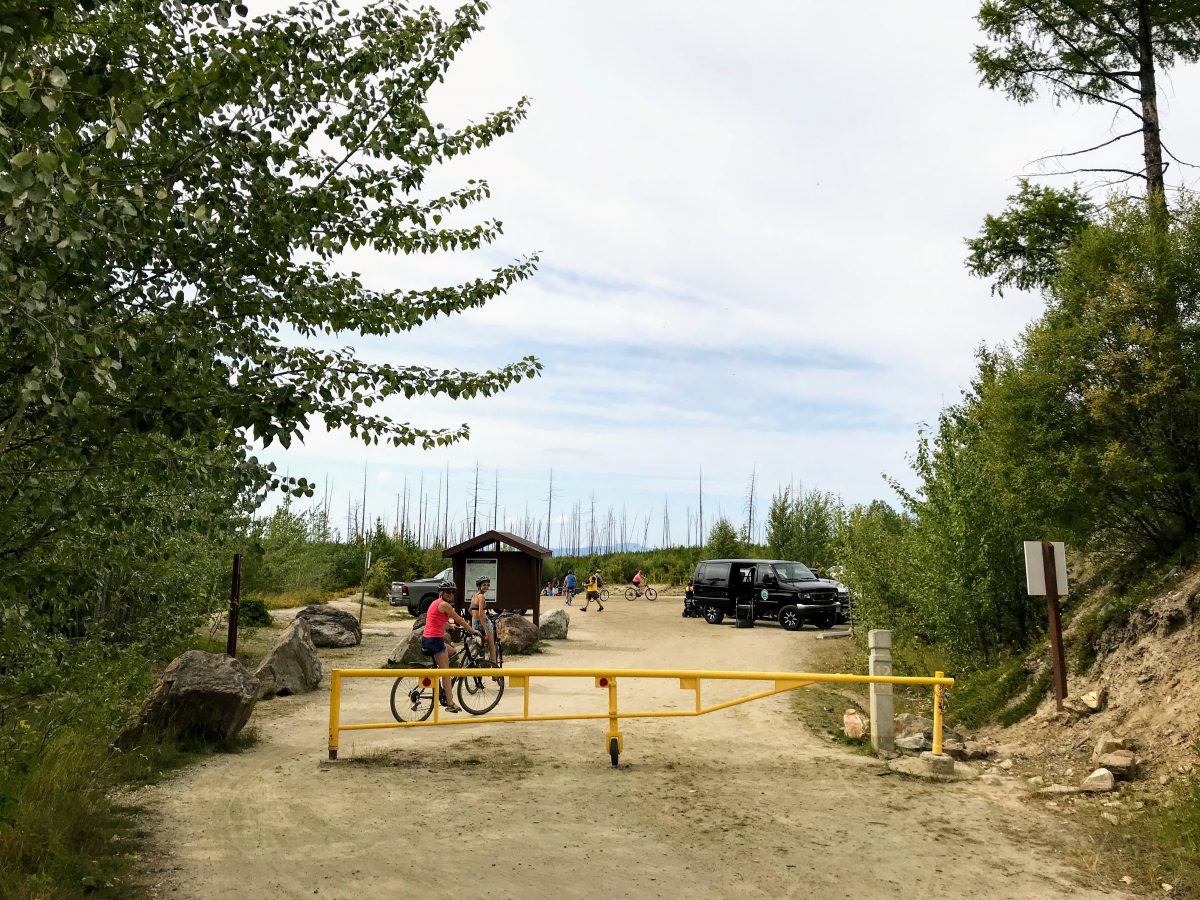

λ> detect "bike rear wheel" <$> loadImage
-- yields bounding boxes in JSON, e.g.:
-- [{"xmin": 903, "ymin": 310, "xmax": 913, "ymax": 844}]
[
  {"xmin": 390, "ymin": 675, "xmax": 434, "ymax": 722},
  {"xmin": 457, "ymin": 660, "xmax": 505, "ymax": 715},
  {"xmin": 624, "ymin": 587, "xmax": 637, "ymax": 601},
  {"xmin": 600, "ymin": 588, "xmax": 609, "ymax": 602},
  {"xmin": 645, "ymin": 587, "xmax": 657, "ymax": 601}
]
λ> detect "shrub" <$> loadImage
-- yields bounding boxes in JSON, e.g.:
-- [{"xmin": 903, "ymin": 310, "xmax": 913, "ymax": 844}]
[{"xmin": 237, "ymin": 596, "xmax": 273, "ymax": 628}]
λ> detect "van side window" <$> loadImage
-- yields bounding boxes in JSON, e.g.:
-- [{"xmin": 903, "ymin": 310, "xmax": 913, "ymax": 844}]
[
  {"xmin": 693, "ymin": 564, "xmax": 707, "ymax": 583},
  {"xmin": 704, "ymin": 563, "xmax": 730, "ymax": 587}
]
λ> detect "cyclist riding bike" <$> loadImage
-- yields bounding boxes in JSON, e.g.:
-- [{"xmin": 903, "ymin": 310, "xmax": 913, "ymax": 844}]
[{"xmin": 632, "ymin": 569, "xmax": 645, "ymax": 597}]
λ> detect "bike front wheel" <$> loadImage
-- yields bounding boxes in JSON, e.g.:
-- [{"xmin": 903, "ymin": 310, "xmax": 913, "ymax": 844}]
[
  {"xmin": 600, "ymin": 588, "xmax": 609, "ymax": 601},
  {"xmin": 457, "ymin": 662, "xmax": 505, "ymax": 715},
  {"xmin": 645, "ymin": 587, "xmax": 657, "ymax": 601},
  {"xmin": 390, "ymin": 675, "xmax": 434, "ymax": 722}
]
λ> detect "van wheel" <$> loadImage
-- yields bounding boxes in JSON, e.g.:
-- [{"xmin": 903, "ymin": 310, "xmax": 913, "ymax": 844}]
[
  {"xmin": 704, "ymin": 606, "xmax": 725, "ymax": 625},
  {"xmin": 779, "ymin": 606, "xmax": 802, "ymax": 631},
  {"xmin": 816, "ymin": 612, "xmax": 836, "ymax": 630}
]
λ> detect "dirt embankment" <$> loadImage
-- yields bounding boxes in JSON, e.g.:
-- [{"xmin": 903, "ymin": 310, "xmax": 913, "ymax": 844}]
[
  {"xmin": 984, "ymin": 568, "xmax": 1200, "ymax": 784},
  {"xmin": 138, "ymin": 595, "xmax": 1128, "ymax": 899}
]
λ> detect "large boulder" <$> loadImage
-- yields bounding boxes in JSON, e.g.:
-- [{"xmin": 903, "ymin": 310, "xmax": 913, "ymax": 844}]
[
  {"xmin": 539, "ymin": 609, "xmax": 570, "ymax": 640},
  {"xmin": 295, "ymin": 605, "xmax": 361, "ymax": 648},
  {"xmin": 119, "ymin": 651, "xmax": 258, "ymax": 746},
  {"xmin": 387, "ymin": 630, "xmax": 432, "ymax": 669},
  {"xmin": 496, "ymin": 615, "xmax": 539, "ymax": 654},
  {"xmin": 254, "ymin": 619, "xmax": 323, "ymax": 699}
]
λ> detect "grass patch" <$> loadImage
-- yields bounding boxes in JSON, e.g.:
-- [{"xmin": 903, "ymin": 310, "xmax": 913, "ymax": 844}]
[
  {"xmin": 0, "ymin": 725, "xmax": 258, "ymax": 900},
  {"xmin": 245, "ymin": 587, "xmax": 346, "ymax": 610},
  {"xmin": 1075, "ymin": 750, "xmax": 1200, "ymax": 895}
]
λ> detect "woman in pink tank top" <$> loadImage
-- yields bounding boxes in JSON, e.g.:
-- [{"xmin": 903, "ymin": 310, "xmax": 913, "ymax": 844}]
[{"xmin": 420, "ymin": 580, "xmax": 475, "ymax": 712}]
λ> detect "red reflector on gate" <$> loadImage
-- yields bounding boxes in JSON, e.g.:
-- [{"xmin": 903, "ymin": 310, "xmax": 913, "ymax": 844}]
[
  {"xmin": 422, "ymin": 677, "xmax": 432, "ymax": 687},
  {"xmin": 599, "ymin": 677, "xmax": 609, "ymax": 687}
]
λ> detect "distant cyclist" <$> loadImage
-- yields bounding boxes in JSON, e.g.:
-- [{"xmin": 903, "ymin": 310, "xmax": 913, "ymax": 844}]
[
  {"xmin": 564, "ymin": 570, "xmax": 577, "ymax": 605},
  {"xmin": 632, "ymin": 569, "xmax": 645, "ymax": 597}
]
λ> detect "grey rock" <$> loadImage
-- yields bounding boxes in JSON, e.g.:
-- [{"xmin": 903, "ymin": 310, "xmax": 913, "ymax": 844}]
[
  {"xmin": 895, "ymin": 733, "xmax": 932, "ymax": 752},
  {"xmin": 254, "ymin": 619, "xmax": 322, "ymax": 699},
  {"xmin": 411, "ymin": 614, "xmax": 426, "ymax": 632},
  {"xmin": 119, "ymin": 651, "xmax": 257, "ymax": 747},
  {"xmin": 1092, "ymin": 732, "xmax": 1132, "ymax": 761},
  {"xmin": 539, "ymin": 609, "xmax": 570, "ymax": 640},
  {"xmin": 1081, "ymin": 768, "xmax": 1117, "ymax": 793},
  {"xmin": 893, "ymin": 712, "xmax": 964, "ymax": 745},
  {"xmin": 1096, "ymin": 750, "xmax": 1137, "ymax": 778},
  {"xmin": 942, "ymin": 740, "xmax": 968, "ymax": 761},
  {"xmin": 387, "ymin": 630, "xmax": 432, "ymax": 669},
  {"xmin": 962, "ymin": 740, "xmax": 993, "ymax": 760},
  {"xmin": 496, "ymin": 614, "xmax": 539, "ymax": 654},
  {"xmin": 295, "ymin": 605, "xmax": 362, "ymax": 648}
]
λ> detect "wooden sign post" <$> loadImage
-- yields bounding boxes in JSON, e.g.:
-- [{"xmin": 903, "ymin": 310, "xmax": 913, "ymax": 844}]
[
  {"xmin": 226, "ymin": 552, "xmax": 242, "ymax": 658},
  {"xmin": 1023, "ymin": 540, "xmax": 1068, "ymax": 711}
]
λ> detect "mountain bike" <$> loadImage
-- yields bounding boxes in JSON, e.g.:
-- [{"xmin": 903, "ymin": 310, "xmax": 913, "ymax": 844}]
[
  {"xmin": 389, "ymin": 631, "xmax": 504, "ymax": 721},
  {"xmin": 624, "ymin": 585, "xmax": 657, "ymax": 601}
]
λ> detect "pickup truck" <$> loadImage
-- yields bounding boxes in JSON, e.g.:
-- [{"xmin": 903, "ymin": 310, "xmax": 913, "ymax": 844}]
[{"xmin": 389, "ymin": 567, "xmax": 453, "ymax": 616}]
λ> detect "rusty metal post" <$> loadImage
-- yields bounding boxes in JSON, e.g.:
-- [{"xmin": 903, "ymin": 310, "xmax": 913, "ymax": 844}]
[
  {"xmin": 1042, "ymin": 541, "xmax": 1068, "ymax": 710},
  {"xmin": 226, "ymin": 553, "xmax": 242, "ymax": 658}
]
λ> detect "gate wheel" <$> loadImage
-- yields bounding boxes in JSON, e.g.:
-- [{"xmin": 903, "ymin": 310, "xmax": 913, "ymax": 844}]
[{"xmin": 609, "ymin": 736, "xmax": 620, "ymax": 767}]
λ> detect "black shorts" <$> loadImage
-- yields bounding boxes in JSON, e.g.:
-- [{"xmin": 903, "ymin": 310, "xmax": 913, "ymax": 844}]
[{"xmin": 420, "ymin": 636, "xmax": 447, "ymax": 656}]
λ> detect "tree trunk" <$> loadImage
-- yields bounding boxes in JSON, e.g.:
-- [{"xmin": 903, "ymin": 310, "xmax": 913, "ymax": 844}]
[{"xmin": 1136, "ymin": 0, "xmax": 1167, "ymax": 212}]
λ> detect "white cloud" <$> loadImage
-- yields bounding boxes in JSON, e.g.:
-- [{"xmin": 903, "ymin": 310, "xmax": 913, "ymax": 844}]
[{"xmin": 258, "ymin": 0, "xmax": 1200, "ymax": 543}]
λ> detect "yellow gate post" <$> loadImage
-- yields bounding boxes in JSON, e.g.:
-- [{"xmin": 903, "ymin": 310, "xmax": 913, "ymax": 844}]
[
  {"xmin": 328, "ymin": 671, "xmax": 342, "ymax": 760},
  {"xmin": 597, "ymin": 676, "xmax": 623, "ymax": 766},
  {"xmin": 932, "ymin": 670, "xmax": 945, "ymax": 756}
]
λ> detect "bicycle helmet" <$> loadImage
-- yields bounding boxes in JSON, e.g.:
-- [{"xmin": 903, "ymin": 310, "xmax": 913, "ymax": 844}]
[
  {"xmin": 475, "ymin": 576, "xmax": 491, "ymax": 588},
  {"xmin": 438, "ymin": 580, "xmax": 456, "ymax": 593}
]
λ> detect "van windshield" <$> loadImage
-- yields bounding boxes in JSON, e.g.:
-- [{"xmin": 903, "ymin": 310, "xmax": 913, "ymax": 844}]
[{"xmin": 773, "ymin": 562, "xmax": 817, "ymax": 582}]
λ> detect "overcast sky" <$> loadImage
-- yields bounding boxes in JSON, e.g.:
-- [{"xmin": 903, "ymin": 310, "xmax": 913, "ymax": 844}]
[{"xmin": 260, "ymin": 1, "xmax": 1200, "ymax": 548}]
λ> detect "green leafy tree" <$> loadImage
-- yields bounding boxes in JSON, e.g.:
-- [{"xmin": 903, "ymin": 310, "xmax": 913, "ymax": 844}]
[
  {"xmin": 966, "ymin": 180, "xmax": 1095, "ymax": 295},
  {"xmin": 1, "ymin": 0, "xmax": 539, "ymax": 573},
  {"xmin": 974, "ymin": 0, "xmax": 1200, "ymax": 208},
  {"xmin": 705, "ymin": 517, "xmax": 743, "ymax": 559},
  {"xmin": 765, "ymin": 486, "xmax": 838, "ymax": 567}
]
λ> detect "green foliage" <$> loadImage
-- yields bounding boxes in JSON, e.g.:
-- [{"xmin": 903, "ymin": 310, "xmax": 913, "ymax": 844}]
[
  {"xmin": 0, "ymin": 1, "xmax": 537, "ymax": 891},
  {"xmin": 365, "ymin": 558, "xmax": 393, "ymax": 600},
  {"xmin": 965, "ymin": 180, "xmax": 1094, "ymax": 295},
  {"xmin": 765, "ymin": 486, "xmax": 839, "ymax": 567},
  {"xmin": 705, "ymin": 517, "xmax": 743, "ymax": 559},
  {"xmin": 237, "ymin": 596, "xmax": 272, "ymax": 628}
]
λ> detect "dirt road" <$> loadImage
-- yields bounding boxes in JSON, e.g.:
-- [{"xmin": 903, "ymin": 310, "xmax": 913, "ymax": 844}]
[{"xmin": 140, "ymin": 597, "xmax": 1124, "ymax": 899}]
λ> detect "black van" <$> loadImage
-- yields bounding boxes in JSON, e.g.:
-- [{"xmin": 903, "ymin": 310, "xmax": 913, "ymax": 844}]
[{"xmin": 685, "ymin": 559, "xmax": 840, "ymax": 630}]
